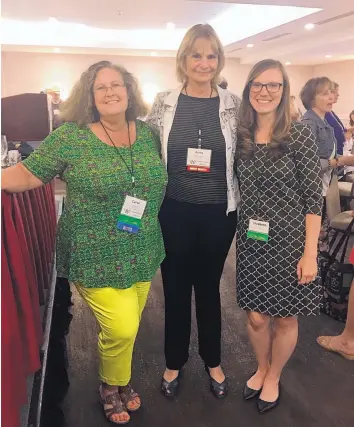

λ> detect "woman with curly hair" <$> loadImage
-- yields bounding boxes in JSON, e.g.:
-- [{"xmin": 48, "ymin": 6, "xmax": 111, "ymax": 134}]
[{"xmin": 1, "ymin": 60, "xmax": 167, "ymax": 424}]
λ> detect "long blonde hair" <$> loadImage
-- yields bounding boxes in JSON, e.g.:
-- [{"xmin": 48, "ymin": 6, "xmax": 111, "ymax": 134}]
[
  {"xmin": 60, "ymin": 61, "xmax": 147, "ymax": 126},
  {"xmin": 237, "ymin": 59, "xmax": 291, "ymax": 159},
  {"xmin": 176, "ymin": 24, "xmax": 225, "ymax": 86}
]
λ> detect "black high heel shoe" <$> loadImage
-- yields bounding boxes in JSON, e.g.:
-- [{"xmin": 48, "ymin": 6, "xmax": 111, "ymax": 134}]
[
  {"xmin": 204, "ymin": 365, "xmax": 228, "ymax": 399},
  {"xmin": 243, "ymin": 372, "xmax": 262, "ymax": 401},
  {"xmin": 161, "ymin": 370, "xmax": 181, "ymax": 398},
  {"xmin": 257, "ymin": 383, "xmax": 281, "ymax": 414}
]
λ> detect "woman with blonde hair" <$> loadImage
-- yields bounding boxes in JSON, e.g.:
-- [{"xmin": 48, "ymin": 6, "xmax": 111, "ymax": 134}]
[
  {"xmin": 236, "ymin": 59, "xmax": 323, "ymax": 413},
  {"xmin": 2, "ymin": 60, "xmax": 167, "ymax": 424},
  {"xmin": 147, "ymin": 24, "xmax": 240, "ymax": 399}
]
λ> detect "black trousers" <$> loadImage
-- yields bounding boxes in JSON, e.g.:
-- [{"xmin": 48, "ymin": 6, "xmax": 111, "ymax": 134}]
[{"xmin": 159, "ymin": 198, "xmax": 237, "ymax": 370}]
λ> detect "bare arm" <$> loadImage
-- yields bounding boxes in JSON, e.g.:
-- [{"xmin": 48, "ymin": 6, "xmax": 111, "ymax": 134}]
[
  {"xmin": 297, "ymin": 213, "xmax": 321, "ymax": 285},
  {"xmin": 338, "ymin": 155, "xmax": 354, "ymax": 167},
  {"xmin": 1, "ymin": 163, "xmax": 44, "ymax": 193},
  {"xmin": 304, "ymin": 214, "xmax": 322, "ymax": 257},
  {"xmin": 2, "ymin": 124, "xmax": 70, "ymax": 192}
]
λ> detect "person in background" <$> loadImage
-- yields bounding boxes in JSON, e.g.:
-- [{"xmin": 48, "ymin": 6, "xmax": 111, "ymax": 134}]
[
  {"xmin": 350, "ymin": 110, "xmax": 354, "ymax": 128},
  {"xmin": 46, "ymin": 84, "xmax": 64, "ymax": 129},
  {"xmin": 300, "ymin": 77, "xmax": 336, "ymax": 200},
  {"xmin": 147, "ymin": 24, "xmax": 240, "ymax": 399},
  {"xmin": 325, "ymin": 82, "xmax": 346, "ymax": 155},
  {"xmin": 218, "ymin": 77, "xmax": 228, "ymax": 90},
  {"xmin": 348, "ymin": 110, "xmax": 354, "ymax": 145},
  {"xmin": 236, "ymin": 59, "xmax": 322, "ymax": 414},
  {"xmin": 2, "ymin": 61, "xmax": 167, "ymax": 425},
  {"xmin": 317, "ymin": 241, "xmax": 354, "ymax": 360}
]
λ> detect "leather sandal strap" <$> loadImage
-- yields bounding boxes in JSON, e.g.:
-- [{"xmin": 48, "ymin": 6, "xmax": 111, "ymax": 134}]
[
  {"xmin": 119, "ymin": 384, "xmax": 140, "ymax": 407},
  {"xmin": 100, "ymin": 387, "xmax": 129, "ymax": 423}
]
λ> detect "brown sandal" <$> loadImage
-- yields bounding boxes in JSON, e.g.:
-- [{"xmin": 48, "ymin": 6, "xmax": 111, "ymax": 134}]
[
  {"xmin": 317, "ymin": 336, "xmax": 354, "ymax": 360},
  {"xmin": 119, "ymin": 384, "xmax": 141, "ymax": 412},
  {"xmin": 99, "ymin": 385, "xmax": 130, "ymax": 424}
]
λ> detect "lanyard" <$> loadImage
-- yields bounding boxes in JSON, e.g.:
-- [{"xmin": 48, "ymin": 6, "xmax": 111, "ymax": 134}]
[
  {"xmin": 184, "ymin": 86, "xmax": 213, "ymax": 149},
  {"xmin": 100, "ymin": 120, "xmax": 136, "ymax": 196}
]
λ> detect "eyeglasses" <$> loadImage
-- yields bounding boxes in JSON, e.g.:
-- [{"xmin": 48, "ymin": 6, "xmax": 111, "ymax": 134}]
[
  {"xmin": 249, "ymin": 82, "xmax": 283, "ymax": 93},
  {"xmin": 94, "ymin": 83, "xmax": 126, "ymax": 94}
]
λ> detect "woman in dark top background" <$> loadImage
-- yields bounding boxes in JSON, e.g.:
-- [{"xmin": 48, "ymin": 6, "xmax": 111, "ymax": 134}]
[
  {"xmin": 301, "ymin": 77, "xmax": 337, "ymax": 199},
  {"xmin": 147, "ymin": 24, "xmax": 240, "ymax": 399}
]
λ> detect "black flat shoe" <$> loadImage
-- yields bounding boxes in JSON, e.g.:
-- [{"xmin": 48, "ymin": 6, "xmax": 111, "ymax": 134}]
[
  {"xmin": 243, "ymin": 371, "xmax": 262, "ymax": 400},
  {"xmin": 257, "ymin": 384, "xmax": 281, "ymax": 414},
  {"xmin": 161, "ymin": 371, "xmax": 181, "ymax": 398},
  {"xmin": 204, "ymin": 365, "xmax": 228, "ymax": 399},
  {"xmin": 243, "ymin": 383, "xmax": 262, "ymax": 401}
]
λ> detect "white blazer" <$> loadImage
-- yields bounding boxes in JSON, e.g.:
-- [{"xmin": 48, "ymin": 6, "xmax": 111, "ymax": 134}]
[{"xmin": 146, "ymin": 85, "xmax": 241, "ymax": 214}]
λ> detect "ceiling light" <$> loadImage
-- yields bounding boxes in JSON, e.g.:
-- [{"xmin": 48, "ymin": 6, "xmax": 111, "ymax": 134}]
[
  {"xmin": 304, "ymin": 23, "xmax": 315, "ymax": 30},
  {"xmin": 209, "ymin": 5, "xmax": 321, "ymax": 45},
  {"xmin": 150, "ymin": 51, "xmax": 158, "ymax": 57},
  {"xmin": 166, "ymin": 22, "xmax": 175, "ymax": 31},
  {"xmin": 117, "ymin": 10, "xmax": 124, "ymax": 16},
  {"xmin": 285, "ymin": 61, "xmax": 291, "ymax": 65},
  {"xmin": 247, "ymin": 43, "xmax": 254, "ymax": 48},
  {"xmin": 48, "ymin": 17, "xmax": 58, "ymax": 24},
  {"xmin": 325, "ymin": 54, "xmax": 332, "ymax": 58},
  {"xmin": 53, "ymin": 47, "xmax": 61, "ymax": 53}
]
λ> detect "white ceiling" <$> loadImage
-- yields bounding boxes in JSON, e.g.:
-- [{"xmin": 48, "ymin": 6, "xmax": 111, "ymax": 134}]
[{"xmin": 1, "ymin": 0, "xmax": 354, "ymax": 65}]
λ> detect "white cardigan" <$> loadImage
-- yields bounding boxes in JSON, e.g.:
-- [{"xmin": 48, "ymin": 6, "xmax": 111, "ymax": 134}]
[{"xmin": 146, "ymin": 85, "xmax": 241, "ymax": 214}]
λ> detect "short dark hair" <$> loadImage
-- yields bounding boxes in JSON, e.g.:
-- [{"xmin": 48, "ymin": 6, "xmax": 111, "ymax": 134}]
[{"xmin": 300, "ymin": 77, "xmax": 333, "ymax": 110}]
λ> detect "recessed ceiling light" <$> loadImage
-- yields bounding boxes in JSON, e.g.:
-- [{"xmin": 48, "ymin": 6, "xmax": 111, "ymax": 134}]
[
  {"xmin": 166, "ymin": 22, "xmax": 176, "ymax": 31},
  {"xmin": 247, "ymin": 43, "xmax": 254, "ymax": 48},
  {"xmin": 304, "ymin": 23, "xmax": 315, "ymax": 30},
  {"xmin": 150, "ymin": 51, "xmax": 158, "ymax": 57},
  {"xmin": 285, "ymin": 61, "xmax": 291, "ymax": 65},
  {"xmin": 53, "ymin": 48, "xmax": 61, "ymax": 53},
  {"xmin": 325, "ymin": 54, "xmax": 332, "ymax": 58},
  {"xmin": 117, "ymin": 10, "xmax": 124, "ymax": 16}
]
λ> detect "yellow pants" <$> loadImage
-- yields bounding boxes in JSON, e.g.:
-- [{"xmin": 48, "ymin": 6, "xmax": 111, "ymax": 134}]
[{"xmin": 75, "ymin": 282, "xmax": 150, "ymax": 386}]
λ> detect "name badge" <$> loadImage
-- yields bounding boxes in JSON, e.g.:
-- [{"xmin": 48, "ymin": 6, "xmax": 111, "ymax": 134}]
[
  {"xmin": 117, "ymin": 196, "xmax": 147, "ymax": 234},
  {"xmin": 247, "ymin": 219, "xmax": 269, "ymax": 242},
  {"xmin": 186, "ymin": 148, "xmax": 212, "ymax": 172}
]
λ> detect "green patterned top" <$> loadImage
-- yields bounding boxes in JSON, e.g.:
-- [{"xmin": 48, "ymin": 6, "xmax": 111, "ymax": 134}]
[{"xmin": 23, "ymin": 120, "xmax": 168, "ymax": 289}]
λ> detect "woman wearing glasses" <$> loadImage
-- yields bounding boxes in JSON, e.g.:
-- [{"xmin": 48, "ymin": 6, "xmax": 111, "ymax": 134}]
[
  {"xmin": 2, "ymin": 61, "xmax": 167, "ymax": 425},
  {"xmin": 236, "ymin": 59, "xmax": 323, "ymax": 413}
]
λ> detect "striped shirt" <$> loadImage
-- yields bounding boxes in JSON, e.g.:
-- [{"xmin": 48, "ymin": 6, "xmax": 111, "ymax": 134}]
[{"xmin": 166, "ymin": 93, "xmax": 227, "ymax": 204}]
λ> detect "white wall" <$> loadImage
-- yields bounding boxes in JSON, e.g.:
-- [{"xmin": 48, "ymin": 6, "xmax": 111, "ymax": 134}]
[
  {"xmin": 312, "ymin": 60, "xmax": 354, "ymax": 125},
  {"xmin": 1, "ymin": 51, "xmax": 313, "ymax": 105}
]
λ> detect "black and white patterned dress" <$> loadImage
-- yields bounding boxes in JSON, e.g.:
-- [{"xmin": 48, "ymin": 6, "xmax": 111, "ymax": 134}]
[{"xmin": 236, "ymin": 123, "xmax": 323, "ymax": 317}]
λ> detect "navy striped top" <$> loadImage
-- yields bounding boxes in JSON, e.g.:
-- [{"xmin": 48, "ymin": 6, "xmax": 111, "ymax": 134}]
[{"xmin": 166, "ymin": 93, "xmax": 227, "ymax": 204}]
